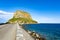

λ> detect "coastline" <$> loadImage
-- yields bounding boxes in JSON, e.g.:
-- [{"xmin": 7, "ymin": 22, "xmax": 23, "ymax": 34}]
[
  {"xmin": 26, "ymin": 30, "xmax": 45, "ymax": 40},
  {"xmin": 17, "ymin": 24, "xmax": 35, "ymax": 40},
  {"xmin": 21, "ymin": 24, "xmax": 45, "ymax": 40}
]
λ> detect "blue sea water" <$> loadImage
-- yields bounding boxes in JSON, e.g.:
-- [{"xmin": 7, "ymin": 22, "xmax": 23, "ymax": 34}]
[{"xmin": 22, "ymin": 24, "xmax": 60, "ymax": 40}]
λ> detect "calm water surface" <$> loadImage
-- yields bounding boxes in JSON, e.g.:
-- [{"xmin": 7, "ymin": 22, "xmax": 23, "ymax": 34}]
[{"xmin": 22, "ymin": 24, "xmax": 60, "ymax": 40}]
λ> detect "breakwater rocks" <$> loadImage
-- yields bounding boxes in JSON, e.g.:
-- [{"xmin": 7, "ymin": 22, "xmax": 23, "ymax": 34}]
[{"xmin": 26, "ymin": 30, "xmax": 45, "ymax": 40}]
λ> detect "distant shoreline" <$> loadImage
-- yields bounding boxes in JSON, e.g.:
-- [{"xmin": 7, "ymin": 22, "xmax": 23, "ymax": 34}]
[
  {"xmin": 22, "ymin": 23, "xmax": 60, "ymax": 25},
  {"xmin": 0, "ymin": 23, "xmax": 6, "ymax": 25}
]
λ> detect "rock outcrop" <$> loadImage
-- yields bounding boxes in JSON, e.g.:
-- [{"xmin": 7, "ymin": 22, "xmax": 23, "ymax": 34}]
[
  {"xmin": 14, "ymin": 10, "xmax": 32, "ymax": 19},
  {"xmin": 27, "ymin": 30, "xmax": 45, "ymax": 40},
  {"xmin": 7, "ymin": 10, "xmax": 37, "ymax": 24}
]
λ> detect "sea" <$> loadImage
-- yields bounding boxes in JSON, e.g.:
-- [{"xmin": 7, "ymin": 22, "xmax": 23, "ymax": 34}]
[{"xmin": 22, "ymin": 23, "xmax": 60, "ymax": 40}]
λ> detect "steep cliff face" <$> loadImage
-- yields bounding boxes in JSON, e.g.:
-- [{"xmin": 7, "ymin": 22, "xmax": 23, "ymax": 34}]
[{"xmin": 7, "ymin": 10, "xmax": 37, "ymax": 24}]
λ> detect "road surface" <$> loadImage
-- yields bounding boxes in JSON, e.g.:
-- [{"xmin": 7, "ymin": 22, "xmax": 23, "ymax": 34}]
[
  {"xmin": 0, "ymin": 24, "xmax": 34, "ymax": 40},
  {"xmin": 0, "ymin": 24, "xmax": 16, "ymax": 40}
]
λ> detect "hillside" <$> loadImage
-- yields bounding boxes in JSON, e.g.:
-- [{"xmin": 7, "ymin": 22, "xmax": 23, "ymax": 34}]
[{"xmin": 7, "ymin": 10, "xmax": 37, "ymax": 24}]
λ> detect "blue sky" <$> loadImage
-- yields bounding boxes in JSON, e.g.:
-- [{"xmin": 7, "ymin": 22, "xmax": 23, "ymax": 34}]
[{"xmin": 0, "ymin": 0, "xmax": 60, "ymax": 23}]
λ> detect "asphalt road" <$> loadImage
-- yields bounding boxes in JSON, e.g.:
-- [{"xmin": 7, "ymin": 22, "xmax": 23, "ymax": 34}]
[
  {"xmin": 0, "ymin": 24, "xmax": 16, "ymax": 40},
  {"xmin": 0, "ymin": 24, "xmax": 34, "ymax": 40}
]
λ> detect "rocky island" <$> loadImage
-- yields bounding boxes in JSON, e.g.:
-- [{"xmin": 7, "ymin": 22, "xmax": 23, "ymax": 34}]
[{"xmin": 7, "ymin": 10, "xmax": 37, "ymax": 24}]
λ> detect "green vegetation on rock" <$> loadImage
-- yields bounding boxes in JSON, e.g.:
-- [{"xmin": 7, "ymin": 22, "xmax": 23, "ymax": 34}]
[{"xmin": 7, "ymin": 10, "xmax": 37, "ymax": 24}]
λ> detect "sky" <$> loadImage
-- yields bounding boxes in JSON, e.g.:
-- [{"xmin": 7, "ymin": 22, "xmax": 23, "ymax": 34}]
[{"xmin": 0, "ymin": 0, "xmax": 60, "ymax": 23}]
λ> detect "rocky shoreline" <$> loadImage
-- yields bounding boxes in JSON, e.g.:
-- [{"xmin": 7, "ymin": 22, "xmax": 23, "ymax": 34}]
[
  {"xmin": 21, "ymin": 24, "xmax": 46, "ymax": 40},
  {"xmin": 26, "ymin": 30, "xmax": 45, "ymax": 40}
]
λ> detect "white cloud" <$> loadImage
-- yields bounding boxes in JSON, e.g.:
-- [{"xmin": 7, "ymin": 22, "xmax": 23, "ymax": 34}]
[
  {"xmin": 0, "ymin": 10, "xmax": 13, "ymax": 15},
  {"xmin": 0, "ymin": 10, "xmax": 14, "ymax": 23},
  {"xmin": 39, "ymin": 16, "xmax": 60, "ymax": 23},
  {"xmin": 33, "ymin": 15, "xmax": 60, "ymax": 23}
]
